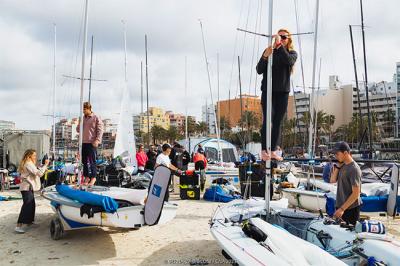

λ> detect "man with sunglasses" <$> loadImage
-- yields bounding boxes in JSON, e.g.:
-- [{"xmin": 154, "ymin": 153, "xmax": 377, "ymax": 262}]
[{"xmin": 257, "ymin": 29, "xmax": 297, "ymax": 161}]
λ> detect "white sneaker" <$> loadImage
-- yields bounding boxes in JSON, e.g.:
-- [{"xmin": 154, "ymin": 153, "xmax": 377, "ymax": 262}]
[{"xmin": 14, "ymin": 227, "xmax": 25, "ymax": 234}]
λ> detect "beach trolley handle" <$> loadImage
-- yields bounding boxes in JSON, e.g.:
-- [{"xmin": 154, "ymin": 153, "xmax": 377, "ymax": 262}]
[{"xmin": 144, "ymin": 165, "xmax": 172, "ymax": 226}]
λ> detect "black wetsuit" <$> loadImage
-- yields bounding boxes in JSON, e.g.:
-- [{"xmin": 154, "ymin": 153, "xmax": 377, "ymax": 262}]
[{"xmin": 256, "ymin": 45, "xmax": 297, "ymax": 151}]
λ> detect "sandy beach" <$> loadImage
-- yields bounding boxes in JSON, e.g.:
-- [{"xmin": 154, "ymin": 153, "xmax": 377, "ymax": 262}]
[
  {"xmin": 1, "ymin": 188, "xmax": 400, "ymax": 266},
  {"xmin": 0, "ymin": 190, "xmax": 228, "ymax": 266}
]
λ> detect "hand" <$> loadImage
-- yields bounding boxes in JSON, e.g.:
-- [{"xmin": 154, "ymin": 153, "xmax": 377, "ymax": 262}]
[
  {"xmin": 262, "ymin": 46, "xmax": 273, "ymax": 58},
  {"xmin": 92, "ymin": 140, "xmax": 100, "ymax": 148},
  {"xmin": 273, "ymin": 34, "xmax": 281, "ymax": 48},
  {"xmin": 44, "ymin": 159, "xmax": 50, "ymax": 166},
  {"xmin": 333, "ymin": 208, "xmax": 344, "ymax": 219}
]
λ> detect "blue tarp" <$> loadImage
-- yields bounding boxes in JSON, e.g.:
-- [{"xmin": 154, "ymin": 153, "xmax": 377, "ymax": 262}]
[
  {"xmin": 203, "ymin": 185, "xmax": 241, "ymax": 203},
  {"xmin": 326, "ymin": 194, "xmax": 400, "ymax": 214},
  {"xmin": 56, "ymin": 184, "xmax": 118, "ymax": 213}
]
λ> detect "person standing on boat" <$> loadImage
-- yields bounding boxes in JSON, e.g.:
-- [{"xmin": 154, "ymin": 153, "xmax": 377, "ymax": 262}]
[
  {"xmin": 330, "ymin": 141, "xmax": 362, "ymax": 225},
  {"xmin": 136, "ymin": 144, "xmax": 148, "ymax": 173},
  {"xmin": 15, "ymin": 149, "xmax": 49, "ymax": 233},
  {"xmin": 76, "ymin": 102, "xmax": 104, "ymax": 186},
  {"xmin": 256, "ymin": 29, "xmax": 297, "ymax": 161}
]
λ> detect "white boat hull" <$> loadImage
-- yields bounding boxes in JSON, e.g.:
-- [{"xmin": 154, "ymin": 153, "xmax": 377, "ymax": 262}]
[{"xmin": 281, "ymin": 188, "xmax": 327, "ymax": 212}]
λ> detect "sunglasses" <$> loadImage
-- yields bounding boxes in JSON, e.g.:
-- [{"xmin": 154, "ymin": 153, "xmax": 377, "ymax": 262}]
[{"xmin": 280, "ymin": 35, "xmax": 289, "ymax": 40}]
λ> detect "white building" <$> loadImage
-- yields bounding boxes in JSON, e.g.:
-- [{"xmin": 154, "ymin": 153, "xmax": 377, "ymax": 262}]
[
  {"xmin": 201, "ymin": 104, "xmax": 216, "ymax": 135},
  {"xmin": 0, "ymin": 120, "xmax": 15, "ymax": 131}
]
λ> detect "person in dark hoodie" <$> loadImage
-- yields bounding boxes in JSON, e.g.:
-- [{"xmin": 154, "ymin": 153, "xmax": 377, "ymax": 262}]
[{"xmin": 256, "ymin": 28, "xmax": 297, "ymax": 161}]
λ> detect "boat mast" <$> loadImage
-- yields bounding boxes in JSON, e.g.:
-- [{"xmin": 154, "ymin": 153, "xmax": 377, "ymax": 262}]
[
  {"xmin": 238, "ymin": 56, "xmax": 245, "ymax": 147},
  {"xmin": 199, "ymin": 20, "xmax": 222, "ymax": 162},
  {"xmin": 88, "ymin": 35, "xmax": 94, "ymax": 102},
  {"xmin": 360, "ymin": 0, "xmax": 373, "ymax": 158},
  {"xmin": 185, "ymin": 56, "xmax": 189, "ymax": 151},
  {"xmin": 78, "ymin": 0, "xmax": 89, "ymax": 185},
  {"xmin": 307, "ymin": 0, "xmax": 320, "ymax": 158},
  {"xmin": 145, "ymin": 35, "xmax": 150, "ymax": 146},
  {"xmin": 349, "ymin": 25, "xmax": 363, "ymax": 147},
  {"xmin": 52, "ymin": 23, "xmax": 56, "ymax": 168},
  {"xmin": 264, "ymin": 0, "xmax": 273, "ymax": 218}
]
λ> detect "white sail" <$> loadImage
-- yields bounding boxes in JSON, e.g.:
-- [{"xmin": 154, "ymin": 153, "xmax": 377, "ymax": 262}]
[
  {"xmin": 113, "ymin": 84, "xmax": 136, "ymax": 167},
  {"xmin": 113, "ymin": 20, "xmax": 136, "ymax": 167}
]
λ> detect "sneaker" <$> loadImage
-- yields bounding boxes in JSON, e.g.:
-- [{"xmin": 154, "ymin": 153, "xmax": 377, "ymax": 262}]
[{"xmin": 14, "ymin": 227, "xmax": 25, "ymax": 234}]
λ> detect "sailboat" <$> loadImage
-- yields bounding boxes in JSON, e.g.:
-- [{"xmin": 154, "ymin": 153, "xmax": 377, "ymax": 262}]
[
  {"xmin": 210, "ymin": 1, "xmax": 400, "ymax": 265},
  {"xmin": 41, "ymin": 2, "xmax": 177, "ymax": 240}
]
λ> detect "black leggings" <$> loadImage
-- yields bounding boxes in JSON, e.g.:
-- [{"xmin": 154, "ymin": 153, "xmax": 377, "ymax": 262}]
[
  {"xmin": 82, "ymin": 143, "xmax": 97, "ymax": 178},
  {"xmin": 17, "ymin": 190, "xmax": 35, "ymax": 224},
  {"xmin": 261, "ymin": 91, "xmax": 289, "ymax": 151}
]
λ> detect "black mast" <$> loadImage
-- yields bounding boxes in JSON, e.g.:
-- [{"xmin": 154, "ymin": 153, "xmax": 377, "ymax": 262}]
[
  {"xmin": 360, "ymin": 0, "xmax": 373, "ymax": 158},
  {"xmin": 145, "ymin": 35, "xmax": 150, "ymax": 146},
  {"xmin": 349, "ymin": 25, "xmax": 363, "ymax": 147}
]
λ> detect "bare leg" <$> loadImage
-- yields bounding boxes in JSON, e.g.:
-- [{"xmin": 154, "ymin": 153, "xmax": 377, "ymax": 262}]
[{"xmin": 88, "ymin": 178, "xmax": 96, "ymax": 187}]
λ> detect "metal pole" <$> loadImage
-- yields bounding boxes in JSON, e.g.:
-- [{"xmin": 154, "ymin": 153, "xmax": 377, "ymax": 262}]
[
  {"xmin": 360, "ymin": 0, "xmax": 373, "ymax": 158},
  {"xmin": 217, "ymin": 53, "xmax": 220, "ymax": 136},
  {"xmin": 199, "ymin": 20, "xmax": 222, "ymax": 162},
  {"xmin": 185, "ymin": 56, "xmax": 189, "ymax": 150},
  {"xmin": 349, "ymin": 25, "xmax": 363, "ymax": 146},
  {"xmin": 78, "ymin": 0, "xmax": 89, "ymax": 185},
  {"xmin": 88, "ymin": 35, "xmax": 94, "ymax": 102},
  {"xmin": 238, "ymin": 56, "xmax": 244, "ymax": 145},
  {"xmin": 145, "ymin": 35, "xmax": 150, "ymax": 146},
  {"xmin": 52, "ymin": 23, "xmax": 57, "ymax": 168},
  {"xmin": 307, "ymin": 0, "xmax": 320, "ymax": 158},
  {"xmin": 264, "ymin": 0, "xmax": 273, "ymax": 219},
  {"xmin": 141, "ymin": 61, "xmax": 143, "ymax": 114}
]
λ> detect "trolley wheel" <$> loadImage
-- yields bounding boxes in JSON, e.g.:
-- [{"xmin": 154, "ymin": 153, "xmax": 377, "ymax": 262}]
[{"xmin": 50, "ymin": 217, "xmax": 64, "ymax": 240}]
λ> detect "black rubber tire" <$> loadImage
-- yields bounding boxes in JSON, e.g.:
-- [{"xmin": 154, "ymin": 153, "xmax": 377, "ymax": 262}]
[
  {"xmin": 7, "ymin": 164, "xmax": 17, "ymax": 173},
  {"xmin": 50, "ymin": 217, "xmax": 64, "ymax": 240}
]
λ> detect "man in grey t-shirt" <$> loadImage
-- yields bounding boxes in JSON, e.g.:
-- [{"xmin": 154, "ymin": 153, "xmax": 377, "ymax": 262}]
[{"xmin": 330, "ymin": 141, "xmax": 362, "ymax": 225}]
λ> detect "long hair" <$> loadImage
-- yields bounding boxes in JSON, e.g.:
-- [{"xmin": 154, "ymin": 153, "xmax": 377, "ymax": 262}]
[
  {"xmin": 278, "ymin": 28, "xmax": 294, "ymax": 51},
  {"xmin": 18, "ymin": 149, "xmax": 36, "ymax": 173},
  {"xmin": 278, "ymin": 28, "xmax": 295, "ymax": 73}
]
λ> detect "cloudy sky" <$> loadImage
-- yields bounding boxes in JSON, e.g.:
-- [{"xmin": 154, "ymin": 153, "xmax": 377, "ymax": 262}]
[{"xmin": 1, "ymin": 0, "xmax": 399, "ymax": 130}]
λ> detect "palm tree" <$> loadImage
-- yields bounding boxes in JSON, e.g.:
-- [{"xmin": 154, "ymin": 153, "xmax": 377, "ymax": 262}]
[
  {"xmin": 238, "ymin": 111, "xmax": 261, "ymax": 131},
  {"xmin": 166, "ymin": 126, "xmax": 182, "ymax": 143},
  {"xmin": 197, "ymin": 122, "xmax": 209, "ymax": 136},
  {"xmin": 151, "ymin": 125, "xmax": 167, "ymax": 144},
  {"xmin": 219, "ymin": 116, "xmax": 231, "ymax": 133},
  {"xmin": 180, "ymin": 116, "xmax": 197, "ymax": 136},
  {"xmin": 281, "ymin": 117, "xmax": 296, "ymax": 148}
]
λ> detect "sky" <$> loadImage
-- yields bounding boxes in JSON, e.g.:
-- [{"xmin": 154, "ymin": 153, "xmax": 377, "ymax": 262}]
[{"xmin": 0, "ymin": 0, "xmax": 399, "ymax": 130}]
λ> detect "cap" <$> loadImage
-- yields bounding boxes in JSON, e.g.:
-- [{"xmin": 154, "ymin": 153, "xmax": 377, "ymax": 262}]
[
  {"xmin": 332, "ymin": 141, "xmax": 351, "ymax": 153},
  {"xmin": 162, "ymin": 143, "xmax": 172, "ymax": 151}
]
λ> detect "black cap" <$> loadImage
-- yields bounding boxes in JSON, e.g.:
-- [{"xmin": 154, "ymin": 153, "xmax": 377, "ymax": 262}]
[
  {"xmin": 162, "ymin": 143, "xmax": 172, "ymax": 151},
  {"xmin": 333, "ymin": 141, "xmax": 351, "ymax": 153}
]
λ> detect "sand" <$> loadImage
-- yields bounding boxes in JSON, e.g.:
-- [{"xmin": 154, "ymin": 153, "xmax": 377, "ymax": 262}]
[{"xmin": 0, "ymin": 190, "xmax": 227, "ymax": 266}]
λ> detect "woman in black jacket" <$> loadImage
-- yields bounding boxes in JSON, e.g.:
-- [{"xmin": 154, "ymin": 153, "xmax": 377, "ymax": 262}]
[{"xmin": 257, "ymin": 29, "xmax": 297, "ymax": 161}]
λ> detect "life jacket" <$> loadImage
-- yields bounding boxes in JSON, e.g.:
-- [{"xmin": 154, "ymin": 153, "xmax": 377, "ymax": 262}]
[{"xmin": 193, "ymin": 153, "xmax": 207, "ymax": 169}]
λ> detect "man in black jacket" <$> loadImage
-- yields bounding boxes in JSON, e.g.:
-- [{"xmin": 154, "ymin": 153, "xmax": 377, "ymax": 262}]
[{"xmin": 257, "ymin": 29, "xmax": 297, "ymax": 161}]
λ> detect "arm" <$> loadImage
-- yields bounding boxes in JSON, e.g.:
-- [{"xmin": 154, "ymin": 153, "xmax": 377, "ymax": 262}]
[
  {"xmin": 95, "ymin": 117, "xmax": 104, "ymax": 143},
  {"xmin": 256, "ymin": 46, "xmax": 273, "ymax": 74},
  {"xmin": 329, "ymin": 164, "xmax": 342, "ymax": 183},
  {"xmin": 274, "ymin": 46, "xmax": 297, "ymax": 66},
  {"xmin": 76, "ymin": 120, "xmax": 80, "ymax": 133},
  {"xmin": 25, "ymin": 162, "xmax": 48, "ymax": 177}
]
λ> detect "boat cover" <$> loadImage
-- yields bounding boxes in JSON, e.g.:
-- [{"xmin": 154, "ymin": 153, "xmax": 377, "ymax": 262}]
[
  {"xmin": 203, "ymin": 185, "xmax": 241, "ymax": 202},
  {"xmin": 56, "ymin": 184, "xmax": 118, "ymax": 213}
]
